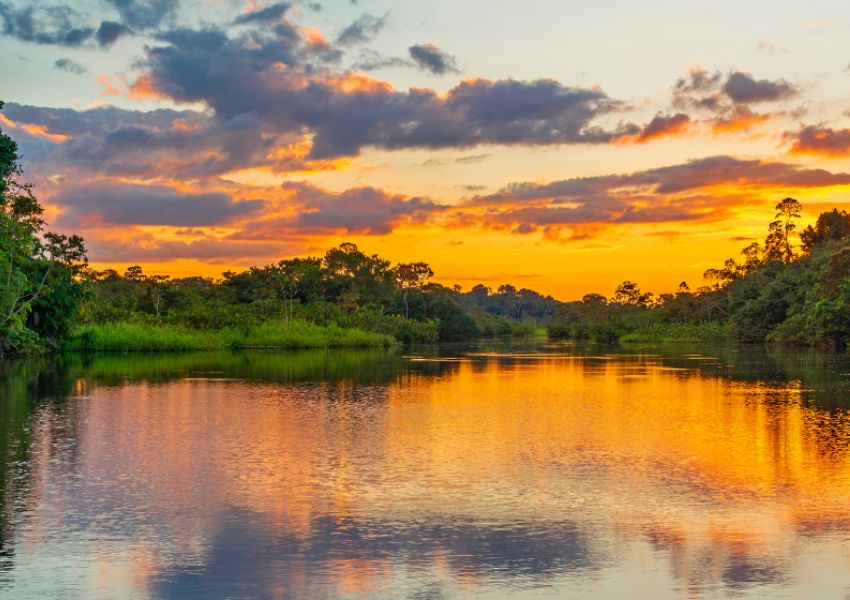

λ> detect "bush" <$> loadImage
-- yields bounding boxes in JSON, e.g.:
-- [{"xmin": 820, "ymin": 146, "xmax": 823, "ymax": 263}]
[{"xmin": 68, "ymin": 319, "xmax": 395, "ymax": 352}]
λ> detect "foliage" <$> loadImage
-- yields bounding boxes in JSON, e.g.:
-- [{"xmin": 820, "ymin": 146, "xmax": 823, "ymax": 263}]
[
  {"xmin": 547, "ymin": 198, "xmax": 850, "ymax": 348},
  {"xmin": 69, "ymin": 319, "xmax": 394, "ymax": 352},
  {"xmin": 81, "ymin": 242, "xmax": 505, "ymax": 347},
  {"xmin": 1, "ymin": 102, "xmax": 88, "ymax": 354}
]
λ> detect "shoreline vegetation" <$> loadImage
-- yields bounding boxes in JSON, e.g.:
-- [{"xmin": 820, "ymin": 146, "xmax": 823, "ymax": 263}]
[
  {"xmin": 70, "ymin": 320, "xmax": 396, "ymax": 352},
  {"xmin": 5, "ymin": 104, "xmax": 850, "ymax": 355}
]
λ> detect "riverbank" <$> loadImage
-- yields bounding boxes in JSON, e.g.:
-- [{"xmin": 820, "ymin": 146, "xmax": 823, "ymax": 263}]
[
  {"xmin": 618, "ymin": 322, "xmax": 732, "ymax": 344},
  {"xmin": 69, "ymin": 319, "xmax": 396, "ymax": 352}
]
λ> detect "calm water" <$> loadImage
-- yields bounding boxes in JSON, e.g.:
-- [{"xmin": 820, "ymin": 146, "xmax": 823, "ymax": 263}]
[{"xmin": 1, "ymin": 344, "xmax": 850, "ymax": 599}]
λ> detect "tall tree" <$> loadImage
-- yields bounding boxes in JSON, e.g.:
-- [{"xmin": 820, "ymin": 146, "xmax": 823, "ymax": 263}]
[{"xmin": 765, "ymin": 197, "xmax": 801, "ymax": 263}]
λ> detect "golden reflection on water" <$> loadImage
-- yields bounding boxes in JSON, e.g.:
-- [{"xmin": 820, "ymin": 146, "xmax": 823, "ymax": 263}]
[{"xmin": 3, "ymin": 348, "xmax": 850, "ymax": 599}]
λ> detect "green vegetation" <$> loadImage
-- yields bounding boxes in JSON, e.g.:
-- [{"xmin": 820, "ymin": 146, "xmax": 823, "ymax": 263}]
[
  {"xmin": 549, "ymin": 198, "xmax": 850, "ymax": 347},
  {"xmin": 619, "ymin": 322, "xmax": 731, "ymax": 344},
  {"xmin": 76, "ymin": 246, "xmax": 550, "ymax": 352},
  {"xmin": 69, "ymin": 320, "xmax": 394, "ymax": 352},
  {"xmin": 0, "ymin": 102, "xmax": 87, "ymax": 354}
]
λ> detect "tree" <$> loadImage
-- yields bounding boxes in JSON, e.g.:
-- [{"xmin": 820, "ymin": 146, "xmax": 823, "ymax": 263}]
[
  {"xmin": 764, "ymin": 197, "xmax": 801, "ymax": 263},
  {"xmin": 1, "ymin": 104, "xmax": 87, "ymax": 352},
  {"xmin": 800, "ymin": 208, "xmax": 850, "ymax": 253},
  {"xmin": 393, "ymin": 262, "xmax": 433, "ymax": 318},
  {"xmin": 612, "ymin": 281, "xmax": 652, "ymax": 307},
  {"xmin": 148, "ymin": 274, "xmax": 171, "ymax": 319}
]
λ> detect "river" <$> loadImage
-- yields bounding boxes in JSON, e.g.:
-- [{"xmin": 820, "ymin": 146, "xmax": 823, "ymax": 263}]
[{"xmin": 0, "ymin": 343, "xmax": 849, "ymax": 599}]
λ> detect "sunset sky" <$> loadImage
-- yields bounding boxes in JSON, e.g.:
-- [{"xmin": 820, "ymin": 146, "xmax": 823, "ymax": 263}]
[{"xmin": 3, "ymin": 0, "xmax": 850, "ymax": 299}]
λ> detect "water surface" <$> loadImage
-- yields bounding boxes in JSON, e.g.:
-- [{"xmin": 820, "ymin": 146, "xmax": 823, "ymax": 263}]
[{"xmin": 1, "ymin": 344, "xmax": 850, "ymax": 599}]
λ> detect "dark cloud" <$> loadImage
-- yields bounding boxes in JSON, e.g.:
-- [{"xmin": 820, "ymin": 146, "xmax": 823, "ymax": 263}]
[
  {"xmin": 669, "ymin": 68, "xmax": 795, "ymax": 134},
  {"xmin": 484, "ymin": 155, "xmax": 850, "ymax": 199},
  {"xmin": 95, "ymin": 20, "xmax": 128, "ymax": 46},
  {"xmin": 0, "ymin": 0, "xmax": 175, "ymax": 47},
  {"xmin": 673, "ymin": 68, "xmax": 796, "ymax": 112},
  {"xmin": 785, "ymin": 125, "xmax": 850, "ymax": 157},
  {"xmin": 133, "ymin": 25, "xmax": 635, "ymax": 158},
  {"xmin": 53, "ymin": 182, "xmax": 265, "ymax": 228},
  {"xmin": 0, "ymin": 2, "xmax": 94, "ymax": 47},
  {"xmin": 408, "ymin": 43, "xmax": 460, "ymax": 75},
  {"xmin": 232, "ymin": 2, "xmax": 291, "ymax": 25},
  {"xmin": 3, "ymin": 102, "xmax": 308, "ymax": 179},
  {"xmin": 105, "ymin": 0, "xmax": 178, "ymax": 30},
  {"xmin": 294, "ymin": 185, "xmax": 440, "ymax": 234},
  {"xmin": 723, "ymin": 71, "xmax": 796, "ymax": 103},
  {"xmin": 336, "ymin": 13, "xmax": 386, "ymax": 46},
  {"xmin": 674, "ymin": 68, "xmax": 722, "ymax": 94},
  {"xmin": 53, "ymin": 58, "xmax": 87, "ymax": 74}
]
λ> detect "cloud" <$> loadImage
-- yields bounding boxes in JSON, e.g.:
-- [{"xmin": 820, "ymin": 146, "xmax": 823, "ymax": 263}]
[
  {"xmin": 710, "ymin": 105, "xmax": 771, "ymax": 134},
  {"xmin": 454, "ymin": 156, "xmax": 850, "ymax": 237},
  {"xmin": 105, "ymin": 0, "xmax": 178, "ymax": 30},
  {"xmin": 350, "ymin": 49, "xmax": 410, "ymax": 71},
  {"xmin": 785, "ymin": 125, "xmax": 850, "ymax": 156},
  {"xmin": 336, "ymin": 13, "xmax": 386, "ymax": 46},
  {"xmin": 408, "ymin": 43, "xmax": 460, "ymax": 75},
  {"xmin": 237, "ymin": 182, "xmax": 445, "ymax": 237},
  {"xmin": 673, "ymin": 67, "xmax": 796, "ymax": 110},
  {"xmin": 4, "ymin": 15, "xmax": 659, "ymax": 180},
  {"xmin": 2, "ymin": 102, "xmax": 321, "ymax": 179},
  {"xmin": 0, "ymin": 2, "xmax": 94, "ymax": 46},
  {"xmin": 53, "ymin": 58, "xmax": 87, "ymax": 74},
  {"xmin": 52, "ymin": 182, "xmax": 266, "ymax": 228},
  {"xmin": 85, "ymin": 236, "xmax": 286, "ymax": 262},
  {"xmin": 294, "ymin": 185, "xmax": 440, "ymax": 234},
  {"xmin": 722, "ymin": 71, "xmax": 796, "ymax": 103},
  {"xmin": 0, "ymin": 0, "xmax": 174, "ymax": 48},
  {"xmin": 131, "ymin": 25, "xmax": 636, "ymax": 158},
  {"xmin": 96, "ymin": 20, "xmax": 128, "ymax": 46},
  {"xmin": 631, "ymin": 113, "xmax": 690, "ymax": 143},
  {"xmin": 669, "ymin": 67, "xmax": 794, "ymax": 135},
  {"xmin": 233, "ymin": 2, "xmax": 291, "ymax": 25}
]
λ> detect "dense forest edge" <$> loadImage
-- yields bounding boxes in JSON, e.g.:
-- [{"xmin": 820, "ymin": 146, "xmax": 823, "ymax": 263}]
[{"xmin": 4, "ymin": 102, "xmax": 850, "ymax": 354}]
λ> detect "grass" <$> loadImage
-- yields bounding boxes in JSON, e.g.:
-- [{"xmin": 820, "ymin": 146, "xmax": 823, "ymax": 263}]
[
  {"xmin": 619, "ymin": 322, "xmax": 731, "ymax": 344},
  {"xmin": 70, "ymin": 319, "xmax": 396, "ymax": 352}
]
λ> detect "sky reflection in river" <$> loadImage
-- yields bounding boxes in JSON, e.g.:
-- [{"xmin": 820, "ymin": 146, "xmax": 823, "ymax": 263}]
[{"xmin": 0, "ymin": 344, "xmax": 849, "ymax": 599}]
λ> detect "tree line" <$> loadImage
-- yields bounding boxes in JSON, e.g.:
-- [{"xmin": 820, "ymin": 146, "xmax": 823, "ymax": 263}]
[{"xmin": 548, "ymin": 197, "xmax": 850, "ymax": 346}]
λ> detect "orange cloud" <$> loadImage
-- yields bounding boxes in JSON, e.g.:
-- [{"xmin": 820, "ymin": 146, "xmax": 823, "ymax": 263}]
[
  {"xmin": 128, "ymin": 74, "xmax": 164, "ymax": 100},
  {"xmin": 785, "ymin": 126, "xmax": 850, "ymax": 157},
  {"xmin": 712, "ymin": 108, "xmax": 771, "ymax": 134},
  {"xmin": 97, "ymin": 74, "xmax": 124, "ymax": 96},
  {"xmin": 618, "ymin": 113, "xmax": 691, "ymax": 144},
  {"xmin": 0, "ymin": 111, "xmax": 69, "ymax": 143}
]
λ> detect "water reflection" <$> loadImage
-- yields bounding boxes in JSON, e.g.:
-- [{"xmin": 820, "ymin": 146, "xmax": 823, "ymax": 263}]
[{"xmin": 0, "ymin": 344, "xmax": 849, "ymax": 598}]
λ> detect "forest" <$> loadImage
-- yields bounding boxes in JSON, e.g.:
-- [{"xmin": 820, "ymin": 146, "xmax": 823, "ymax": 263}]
[{"xmin": 5, "ymin": 103, "xmax": 850, "ymax": 353}]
